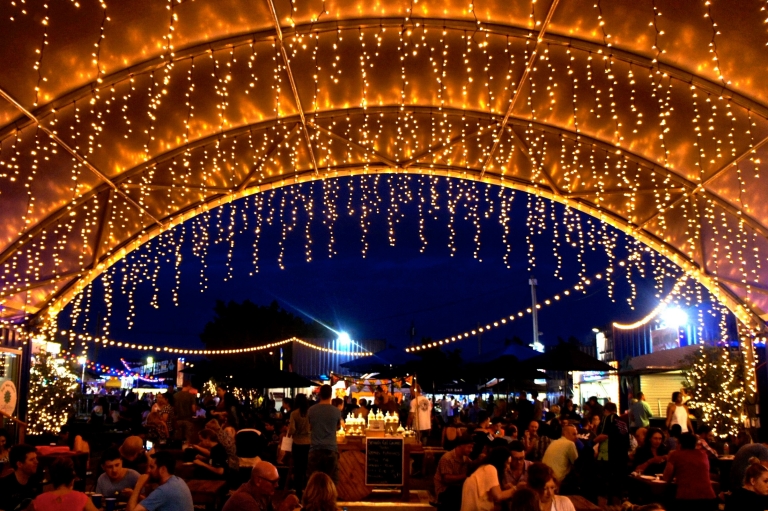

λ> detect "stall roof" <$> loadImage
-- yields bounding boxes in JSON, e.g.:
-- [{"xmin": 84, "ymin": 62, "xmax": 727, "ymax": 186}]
[{"xmin": 619, "ymin": 345, "xmax": 701, "ymax": 375}]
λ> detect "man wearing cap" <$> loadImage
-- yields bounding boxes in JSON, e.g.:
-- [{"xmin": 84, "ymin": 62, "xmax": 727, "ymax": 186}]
[
  {"xmin": 433, "ymin": 436, "xmax": 473, "ymax": 511},
  {"xmin": 408, "ymin": 385, "xmax": 432, "ymax": 446},
  {"xmin": 222, "ymin": 461, "xmax": 280, "ymax": 511}
]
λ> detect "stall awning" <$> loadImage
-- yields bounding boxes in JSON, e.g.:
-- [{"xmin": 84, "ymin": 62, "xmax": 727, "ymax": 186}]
[{"xmin": 619, "ymin": 344, "xmax": 700, "ymax": 375}]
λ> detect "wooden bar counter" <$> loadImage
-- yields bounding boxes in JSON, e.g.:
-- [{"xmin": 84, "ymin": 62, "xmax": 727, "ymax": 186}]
[{"xmin": 336, "ymin": 436, "xmax": 424, "ymax": 502}]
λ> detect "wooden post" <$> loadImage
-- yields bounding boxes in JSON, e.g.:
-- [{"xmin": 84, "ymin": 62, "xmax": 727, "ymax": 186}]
[{"xmin": 737, "ymin": 321, "xmax": 760, "ymax": 431}]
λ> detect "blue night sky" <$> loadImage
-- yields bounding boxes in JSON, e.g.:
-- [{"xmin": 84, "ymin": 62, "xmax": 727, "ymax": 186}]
[{"xmin": 58, "ymin": 176, "xmax": 684, "ymax": 366}]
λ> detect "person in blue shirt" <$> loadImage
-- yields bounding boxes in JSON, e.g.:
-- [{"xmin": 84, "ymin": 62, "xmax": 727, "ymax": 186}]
[{"xmin": 126, "ymin": 450, "xmax": 193, "ymax": 511}]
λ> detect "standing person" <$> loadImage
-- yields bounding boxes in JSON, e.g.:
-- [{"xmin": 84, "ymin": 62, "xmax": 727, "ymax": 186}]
[
  {"xmin": 408, "ymin": 385, "xmax": 433, "ymax": 446},
  {"xmin": 666, "ymin": 392, "xmax": 693, "ymax": 434},
  {"xmin": 594, "ymin": 402, "xmax": 629, "ymax": 505},
  {"xmin": 222, "ymin": 461, "xmax": 280, "ymax": 511},
  {"xmin": 517, "ymin": 393, "xmax": 534, "ymax": 430},
  {"xmin": 126, "ymin": 451, "xmax": 194, "ymax": 511},
  {"xmin": 628, "ymin": 393, "xmax": 652, "ymax": 432},
  {"xmin": 459, "ymin": 446, "xmax": 515, "ymax": 511},
  {"xmin": 541, "ymin": 424, "xmax": 579, "ymax": 484},
  {"xmin": 213, "ymin": 385, "xmax": 240, "ymax": 429},
  {"xmin": 95, "ymin": 447, "xmax": 141, "ymax": 500},
  {"xmin": 307, "ymin": 384, "xmax": 342, "ymax": 483},
  {"xmin": 289, "ymin": 393, "xmax": 311, "ymax": 496},
  {"xmin": 662, "ymin": 433, "xmax": 717, "ymax": 510},
  {"xmin": 434, "ymin": 436, "xmax": 473, "ymax": 510},
  {"xmin": 173, "ymin": 380, "xmax": 196, "ymax": 446},
  {"xmin": 441, "ymin": 395, "xmax": 454, "ymax": 425},
  {"xmin": 29, "ymin": 458, "xmax": 98, "ymax": 511},
  {"xmin": 586, "ymin": 397, "xmax": 604, "ymax": 419},
  {"xmin": 301, "ymin": 472, "xmax": 338, "ymax": 511},
  {"xmin": 0, "ymin": 444, "xmax": 42, "ymax": 511},
  {"xmin": 532, "ymin": 392, "xmax": 543, "ymax": 423}
]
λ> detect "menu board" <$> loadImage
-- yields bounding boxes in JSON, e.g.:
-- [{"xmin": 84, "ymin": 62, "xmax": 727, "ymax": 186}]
[{"xmin": 365, "ymin": 437, "xmax": 404, "ymax": 486}]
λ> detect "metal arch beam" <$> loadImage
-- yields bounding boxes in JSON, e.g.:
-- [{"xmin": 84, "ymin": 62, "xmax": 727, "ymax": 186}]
[
  {"xmin": 0, "ymin": 88, "xmax": 165, "ymax": 228},
  {"xmin": 401, "ymin": 123, "xmax": 498, "ymax": 167},
  {"xmin": 236, "ymin": 122, "xmax": 301, "ymax": 192},
  {"xmin": 0, "ymin": 269, "xmax": 86, "ymax": 301},
  {"xmin": 0, "ymin": 88, "xmax": 164, "ymax": 228},
  {"xmin": 2, "ymin": 104, "xmax": 767, "ymax": 272},
  {"xmin": 564, "ymin": 186, "xmax": 686, "ymax": 198},
  {"xmin": 307, "ymin": 122, "xmax": 397, "ymax": 168},
  {"xmin": 32, "ymin": 164, "xmax": 766, "ymax": 332},
  {"xmin": 4, "ymin": 17, "xmax": 768, "ymax": 142},
  {"xmin": 481, "ymin": 0, "xmax": 560, "ymax": 177},
  {"xmin": 266, "ymin": 0, "xmax": 319, "ymax": 177}
]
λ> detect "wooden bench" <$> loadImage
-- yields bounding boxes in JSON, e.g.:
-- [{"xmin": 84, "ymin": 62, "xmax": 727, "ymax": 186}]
[
  {"xmin": 186, "ymin": 479, "xmax": 228, "ymax": 511},
  {"xmin": 566, "ymin": 495, "xmax": 601, "ymax": 511}
]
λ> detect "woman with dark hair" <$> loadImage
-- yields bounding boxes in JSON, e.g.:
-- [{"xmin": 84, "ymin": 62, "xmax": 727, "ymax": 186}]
[
  {"xmin": 633, "ymin": 427, "xmax": 668, "ymax": 475},
  {"xmin": 212, "ymin": 385, "xmax": 240, "ymax": 429},
  {"xmin": 726, "ymin": 457, "xmax": 768, "ymax": 510},
  {"xmin": 665, "ymin": 392, "xmax": 692, "ymax": 434},
  {"xmin": 289, "ymin": 393, "xmax": 311, "ymax": 495},
  {"xmin": 30, "ymin": 457, "xmax": 99, "ymax": 511},
  {"xmin": 662, "ymin": 433, "xmax": 717, "ymax": 510},
  {"xmin": 301, "ymin": 471, "xmax": 338, "ymax": 511},
  {"xmin": 526, "ymin": 462, "xmax": 575, "ymax": 511},
  {"xmin": 460, "ymin": 446, "xmax": 515, "ymax": 511}
]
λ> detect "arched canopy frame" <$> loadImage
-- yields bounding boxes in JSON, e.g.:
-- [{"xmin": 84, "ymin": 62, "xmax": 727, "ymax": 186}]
[{"xmin": 1, "ymin": 0, "xmax": 767, "ymax": 331}]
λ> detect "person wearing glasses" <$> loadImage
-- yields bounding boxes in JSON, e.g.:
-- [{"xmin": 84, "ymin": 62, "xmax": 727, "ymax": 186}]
[{"xmin": 222, "ymin": 461, "xmax": 281, "ymax": 511}]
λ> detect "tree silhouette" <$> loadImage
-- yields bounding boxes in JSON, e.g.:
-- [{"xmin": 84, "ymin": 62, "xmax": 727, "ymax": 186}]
[{"xmin": 199, "ymin": 300, "xmax": 331, "ymax": 350}]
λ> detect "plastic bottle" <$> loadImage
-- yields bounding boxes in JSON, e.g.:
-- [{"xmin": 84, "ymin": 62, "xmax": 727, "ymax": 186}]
[{"xmin": 724, "ymin": 442, "xmax": 730, "ymax": 455}]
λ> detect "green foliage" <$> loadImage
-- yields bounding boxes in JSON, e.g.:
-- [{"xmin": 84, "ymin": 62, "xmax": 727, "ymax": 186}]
[
  {"xmin": 683, "ymin": 346, "xmax": 745, "ymax": 438},
  {"xmin": 28, "ymin": 352, "xmax": 79, "ymax": 435}
]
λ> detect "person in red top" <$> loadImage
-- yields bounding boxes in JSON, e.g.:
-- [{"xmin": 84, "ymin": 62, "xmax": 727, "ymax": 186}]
[{"xmin": 662, "ymin": 432, "xmax": 717, "ymax": 510}]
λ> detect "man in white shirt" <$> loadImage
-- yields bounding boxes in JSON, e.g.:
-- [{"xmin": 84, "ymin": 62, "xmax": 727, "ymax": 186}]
[
  {"xmin": 408, "ymin": 385, "xmax": 433, "ymax": 445},
  {"xmin": 541, "ymin": 424, "xmax": 579, "ymax": 483}
]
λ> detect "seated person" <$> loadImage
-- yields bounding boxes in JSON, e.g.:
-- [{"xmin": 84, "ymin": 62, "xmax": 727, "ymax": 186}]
[
  {"xmin": 662, "ymin": 433, "xmax": 717, "ymax": 510},
  {"xmin": 30, "ymin": 457, "xmax": 98, "ymax": 511},
  {"xmin": 95, "ymin": 447, "xmax": 141, "ymax": 500},
  {"xmin": 633, "ymin": 427, "xmax": 668, "ymax": 476},
  {"xmin": 119, "ymin": 436, "xmax": 149, "ymax": 474},
  {"xmin": 192, "ymin": 429, "xmax": 229, "ymax": 480},
  {"xmin": 434, "ymin": 436, "xmax": 473, "ymax": 511},
  {"xmin": 0, "ymin": 444, "xmax": 42, "ymax": 511},
  {"xmin": 726, "ymin": 457, "xmax": 768, "ymax": 511}
]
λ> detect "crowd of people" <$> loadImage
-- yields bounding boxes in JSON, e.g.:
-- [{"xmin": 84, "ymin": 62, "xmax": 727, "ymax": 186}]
[{"xmin": 2, "ymin": 382, "xmax": 768, "ymax": 511}]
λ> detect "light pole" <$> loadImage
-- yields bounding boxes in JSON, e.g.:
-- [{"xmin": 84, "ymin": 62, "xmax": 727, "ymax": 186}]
[{"xmin": 77, "ymin": 356, "xmax": 86, "ymax": 393}]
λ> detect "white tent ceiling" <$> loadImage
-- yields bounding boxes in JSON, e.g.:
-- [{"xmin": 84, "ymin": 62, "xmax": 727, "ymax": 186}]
[{"xmin": 0, "ymin": 0, "xmax": 767, "ymax": 330}]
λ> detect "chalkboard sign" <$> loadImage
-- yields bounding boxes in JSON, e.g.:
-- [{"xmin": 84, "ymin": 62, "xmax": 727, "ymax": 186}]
[{"xmin": 365, "ymin": 437, "xmax": 404, "ymax": 486}]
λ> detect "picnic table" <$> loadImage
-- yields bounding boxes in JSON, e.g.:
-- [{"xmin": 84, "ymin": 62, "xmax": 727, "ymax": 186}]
[
  {"xmin": 187, "ymin": 479, "xmax": 228, "ymax": 511},
  {"xmin": 627, "ymin": 473, "xmax": 720, "ymax": 504}
]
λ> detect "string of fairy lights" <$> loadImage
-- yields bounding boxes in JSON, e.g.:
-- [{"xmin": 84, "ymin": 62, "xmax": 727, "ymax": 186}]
[
  {"xmin": 0, "ymin": 2, "xmax": 765, "ymax": 343},
  {"xmin": 60, "ymin": 332, "xmax": 372, "ymax": 357}
]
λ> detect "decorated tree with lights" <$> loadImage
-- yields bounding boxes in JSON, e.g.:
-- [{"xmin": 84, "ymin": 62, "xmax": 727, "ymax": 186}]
[
  {"xmin": 684, "ymin": 346, "xmax": 745, "ymax": 438},
  {"xmin": 28, "ymin": 352, "xmax": 79, "ymax": 435}
]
